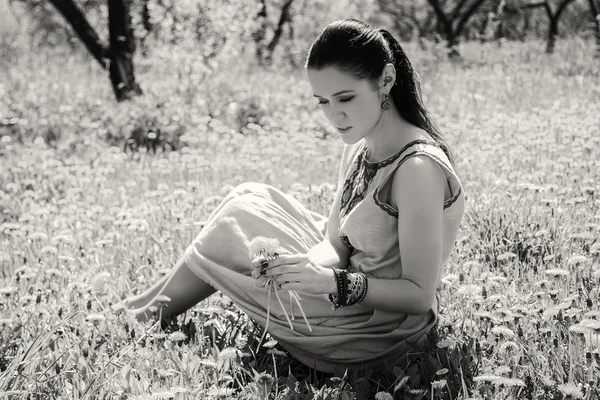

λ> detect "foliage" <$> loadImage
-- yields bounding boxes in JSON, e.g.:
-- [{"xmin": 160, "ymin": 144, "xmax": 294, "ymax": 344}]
[{"xmin": 1, "ymin": 38, "xmax": 600, "ymax": 399}]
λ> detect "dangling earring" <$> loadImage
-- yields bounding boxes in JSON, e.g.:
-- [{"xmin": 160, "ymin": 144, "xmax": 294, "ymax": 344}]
[{"xmin": 381, "ymin": 93, "xmax": 391, "ymax": 111}]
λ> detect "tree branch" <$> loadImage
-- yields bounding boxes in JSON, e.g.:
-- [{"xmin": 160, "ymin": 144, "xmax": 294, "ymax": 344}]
[
  {"xmin": 48, "ymin": 0, "xmax": 110, "ymax": 69},
  {"xmin": 455, "ymin": 0, "xmax": 489, "ymax": 37},
  {"xmin": 427, "ymin": 0, "xmax": 451, "ymax": 28}
]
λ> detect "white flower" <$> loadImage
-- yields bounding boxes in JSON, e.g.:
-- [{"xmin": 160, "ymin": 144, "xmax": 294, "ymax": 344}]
[
  {"xmin": 491, "ymin": 326, "xmax": 515, "ymax": 338},
  {"xmin": 375, "ymin": 392, "xmax": 393, "ymax": 400},
  {"xmin": 248, "ymin": 236, "xmax": 282, "ymax": 258},
  {"xmin": 545, "ymin": 268, "xmax": 569, "ymax": 277},
  {"xmin": 168, "ymin": 332, "xmax": 187, "ymax": 341},
  {"xmin": 473, "ymin": 374, "xmax": 499, "ymax": 382},
  {"xmin": 557, "ymin": 383, "xmax": 583, "ymax": 399}
]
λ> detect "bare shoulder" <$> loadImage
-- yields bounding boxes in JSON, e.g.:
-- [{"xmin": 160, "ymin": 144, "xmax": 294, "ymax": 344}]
[{"xmin": 390, "ymin": 155, "xmax": 447, "ymax": 210}]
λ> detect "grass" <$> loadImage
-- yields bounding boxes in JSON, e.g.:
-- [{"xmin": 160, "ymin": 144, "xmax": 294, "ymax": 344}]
[{"xmin": 0, "ymin": 36, "xmax": 599, "ymax": 399}]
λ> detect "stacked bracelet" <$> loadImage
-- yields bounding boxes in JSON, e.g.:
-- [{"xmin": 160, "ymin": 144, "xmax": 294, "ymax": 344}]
[{"xmin": 329, "ymin": 269, "xmax": 368, "ymax": 309}]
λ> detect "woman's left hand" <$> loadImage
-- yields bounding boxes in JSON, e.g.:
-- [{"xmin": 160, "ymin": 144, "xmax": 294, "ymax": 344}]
[{"xmin": 250, "ymin": 253, "xmax": 336, "ymax": 295}]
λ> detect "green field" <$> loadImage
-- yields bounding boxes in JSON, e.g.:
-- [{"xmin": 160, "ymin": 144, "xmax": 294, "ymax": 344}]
[{"xmin": 1, "ymin": 36, "xmax": 599, "ymax": 399}]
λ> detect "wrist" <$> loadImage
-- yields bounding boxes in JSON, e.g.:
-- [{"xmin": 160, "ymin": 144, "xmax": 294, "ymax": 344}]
[{"xmin": 323, "ymin": 267, "xmax": 338, "ymax": 295}]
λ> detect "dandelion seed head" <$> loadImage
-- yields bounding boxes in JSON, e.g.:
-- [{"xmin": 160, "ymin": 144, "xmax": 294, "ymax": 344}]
[
  {"xmin": 248, "ymin": 236, "xmax": 281, "ymax": 258},
  {"xmin": 375, "ymin": 392, "xmax": 393, "ymax": 400},
  {"xmin": 495, "ymin": 377, "xmax": 525, "ymax": 387}
]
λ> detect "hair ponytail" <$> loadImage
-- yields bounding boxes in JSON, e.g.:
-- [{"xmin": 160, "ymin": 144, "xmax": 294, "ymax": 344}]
[
  {"xmin": 378, "ymin": 29, "xmax": 455, "ymax": 166},
  {"xmin": 306, "ymin": 19, "xmax": 455, "ymax": 167}
]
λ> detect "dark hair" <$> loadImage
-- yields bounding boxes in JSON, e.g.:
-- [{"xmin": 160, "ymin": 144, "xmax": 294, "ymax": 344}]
[{"xmin": 305, "ymin": 18, "xmax": 454, "ymax": 166}]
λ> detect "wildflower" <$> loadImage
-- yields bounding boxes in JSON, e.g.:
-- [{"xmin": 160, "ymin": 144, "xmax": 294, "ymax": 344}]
[
  {"xmin": 473, "ymin": 374, "xmax": 499, "ymax": 382},
  {"xmin": 168, "ymin": 332, "xmax": 187, "ymax": 342},
  {"xmin": 545, "ymin": 268, "xmax": 569, "ymax": 277},
  {"xmin": 557, "ymin": 383, "xmax": 583, "ymax": 399},
  {"xmin": 255, "ymin": 372, "xmax": 274, "ymax": 387},
  {"xmin": 154, "ymin": 295, "xmax": 171, "ymax": 304},
  {"xmin": 91, "ymin": 272, "xmax": 111, "ymax": 292},
  {"xmin": 375, "ymin": 392, "xmax": 393, "ymax": 400},
  {"xmin": 491, "ymin": 326, "xmax": 515, "ymax": 338},
  {"xmin": 569, "ymin": 319, "xmax": 600, "ymax": 334},
  {"xmin": 206, "ymin": 387, "xmax": 235, "ymax": 397},
  {"xmin": 495, "ymin": 377, "xmax": 525, "ymax": 387},
  {"xmin": 495, "ymin": 366, "xmax": 511, "ymax": 376},
  {"xmin": 499, "ymin": 341, "xmax": 519, "ymax": 353},
  {"xmin": 497, "ymin": 252, "xmax": 517, "ymax": 262},
  {"xmin": 567, "ymin": 255, "xmax": 587, "ymax": 266},
  {"xmin": 85, "ymin": 313, "xmax": 106, "ymax": 323},
  {"xmin": 394, "ymin": 376, "xmax": 409, "ymax": 392},
  {"xmin": 457, "ymin": 284, "xmax": 481, "ymax": 296},
  {"xmin": 437, "ymin": 339, "xmax": 455, "ymax": 348},
  {"xmin": 431, "ymin": 379, "xmax": 446, "ymax": 391},
  {"xmin": 0, "ymin": 287, "xmax": 18, "ymax": 296}
]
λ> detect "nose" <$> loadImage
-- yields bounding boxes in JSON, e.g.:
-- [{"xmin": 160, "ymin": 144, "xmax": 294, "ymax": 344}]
[{"xmin": 327, "ymin": 104, "xmax": 346, "ymax": 126}]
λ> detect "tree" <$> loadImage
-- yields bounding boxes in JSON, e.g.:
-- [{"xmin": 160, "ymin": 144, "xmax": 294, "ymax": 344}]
[
  {"xmin": 426, "ymin": 0, "xmax": 491, "ymax": 58},
  {"xmin": 251, "ymin": 0, "xmax": 295, "ymax": 66},
  {"xmin": 375, "ymin": 0, "xmax": 439, "ymax": 46},
  {"xmin": 512, "ymin": 0, "xmax": 578, "ymax": 53},
  {"xmin": 48, "ymin": 0, "xmax": 142, "ymax": 101},
  {"xmin": 589, "ymin": 0, "xmax": 600, "ymax": 57}
]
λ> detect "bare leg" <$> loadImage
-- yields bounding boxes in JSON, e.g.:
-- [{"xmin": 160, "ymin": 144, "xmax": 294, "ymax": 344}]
[{"xmin": 121, "ymin": 254, "xmax": 217, "ymax": 322}]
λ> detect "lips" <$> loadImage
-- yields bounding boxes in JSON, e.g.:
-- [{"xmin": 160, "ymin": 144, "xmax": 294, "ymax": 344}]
[{"xmin": 337, "ymin": 126, "xmax": 352, "ymax": 132}]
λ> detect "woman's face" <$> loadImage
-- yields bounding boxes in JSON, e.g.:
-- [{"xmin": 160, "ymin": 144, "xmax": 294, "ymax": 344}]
[{"xmin": 306, "ymin": 66, "xmax": 383, "ymax": 144}]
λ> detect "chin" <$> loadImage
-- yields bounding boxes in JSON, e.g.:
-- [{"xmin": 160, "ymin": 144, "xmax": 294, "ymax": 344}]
[{"xmin": 338, "ymin": 133, "xmax": 362, "ymax": 145}]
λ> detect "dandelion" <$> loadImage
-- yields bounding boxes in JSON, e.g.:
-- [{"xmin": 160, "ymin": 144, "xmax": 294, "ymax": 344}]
[
  {"xmin": 499, "ymin": 341, "xmax": 519, "ymax": 353},
  {"xmin": 248, "ymin": 236, "xmax": 312, "ymax": 352},
  {"xmin": 473, "ymin": 374, "xmax": 499, "ymax": 382},
  {"xmin": 431, "ymin": 380, "xmax": 447, "ymax": 391},
  {"xmin": 457, "ymin": 284, "xmax": 481, "ymax": 296},
  {"xmin": 495, "ymin": 377, "xmax": 525, "ymax": 387},
  {"xmin": 0, "ymin": 287, "xmax": 18, "ymax": 296},
  {"xmin": 168, "ymin": 332, "xmax": 187, "ymax": 342},
  {"xmin": 495, "ymin": 366, "xmax": 511, "ymax": 376},
  {"xmin": 206, "ymin": 387, "xmax": 236, "ymax": 397},
  {"xmin": 567, "ymin": 255, "xmax": 587, "ymax": 266},
  {"xmin": 91, "ymin": 272, "xmax": 111, "ymax": 292},
  {"xmin": 375, "ymin": 392, "xmax": 393, "ymax": 400},
  {"xmin": 545, "ymin": 268, "xmax": 570, "ymax": 277},
  {"xmin": 85, "ymin": 313, "xmax": 106, "ymax": 324},
  {"xmin": 557, "ymin": 383, "xmax": 583, "ymax": 399},
  {"xmin": 491, "ymin": 326, "xmax": 516, "ymax": 338},
  {"xmin": 437, "ymin": 338, "xmax": 455, "ymax": 348},
  {"xmin": 497, "ymin": 252, "xmax": 517, "ymax": 262}
]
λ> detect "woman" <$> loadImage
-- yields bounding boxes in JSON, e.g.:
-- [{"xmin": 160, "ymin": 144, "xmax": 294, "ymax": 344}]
[{"xmin": 117, "ymin": 18, "xmax": 465, "ymax": 375}]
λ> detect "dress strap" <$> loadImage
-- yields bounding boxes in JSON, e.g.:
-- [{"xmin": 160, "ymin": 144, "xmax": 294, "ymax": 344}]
[{"xmin": 372, "ymin": 140, "xmax": 463, "ymax": 217}]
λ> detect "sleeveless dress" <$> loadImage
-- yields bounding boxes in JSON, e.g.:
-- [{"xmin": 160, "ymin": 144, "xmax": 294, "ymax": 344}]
[{"xmin": 182, "ymin": 139, "xmax": 465, "ymax": 375}]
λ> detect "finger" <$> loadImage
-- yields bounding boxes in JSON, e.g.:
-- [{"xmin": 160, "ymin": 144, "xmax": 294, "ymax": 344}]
[
  {"xmin": 250, "ymin": 255, "xmax": 268, "ymax": 270},
  {"xmin": 255, "ymin": 276, "xmax": 269, "ymax": 288},
  {"xmin": 267, "ymin": 254, "xmax": 305, "ymax": 269},
  {"xmin": 263, "ymin": 265, "xmax": 301, "ymax": 278}
]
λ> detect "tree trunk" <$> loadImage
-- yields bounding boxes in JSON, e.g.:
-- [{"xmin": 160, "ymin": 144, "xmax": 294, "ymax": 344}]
[
  {"xmin": 546, "ymin": 15, "xmax": 558, "ymax": 53},
  {"xmin": 427, "ymin": 0, "xmax": 490, "ymax": 59},
  {"xmin": 252, "ymin": 0, "xmax": 268, "ymax": 65},
  {"xmin": 589, "ymin": 0, "xmax": 600, "ymax": 57},
  {"xmin": 545, "ymin": 0, "xmax": 577, "ymax": 54},
  {"xmin": 265, "ymin": 0, "xmax": 295, "ymax": 65},
  {"xmin": 140, "ymin": 0, "xmax": 152, "ymax": 56},
  {"xmin": 108, "ymin": 0, "xmax": 143, "ymax": 101},
  {"xmin": 48, "ymin": 0, "xmax": 110, "ymax": 69}
]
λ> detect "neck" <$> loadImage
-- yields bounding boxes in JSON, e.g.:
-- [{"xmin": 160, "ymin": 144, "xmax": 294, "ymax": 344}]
[{"xmin": 363, "ymin": 104, "xmax": 415, "ymax": 162}]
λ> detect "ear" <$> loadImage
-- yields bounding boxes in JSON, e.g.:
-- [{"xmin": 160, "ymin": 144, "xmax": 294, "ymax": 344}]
[{"xmin": 379, "ymin": 63, "xmax": 396, "ymax": 92}]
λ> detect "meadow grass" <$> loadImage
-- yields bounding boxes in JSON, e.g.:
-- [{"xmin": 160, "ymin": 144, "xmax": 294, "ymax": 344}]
[{"xmin": 0, "ymin": 37, "xmax": 599, "ymax": 399}]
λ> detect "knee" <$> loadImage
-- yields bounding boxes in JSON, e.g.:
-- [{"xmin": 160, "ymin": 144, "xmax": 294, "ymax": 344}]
[{"xmin": 231, "ymin": 182, "xmax": 267, "ymax": 197}]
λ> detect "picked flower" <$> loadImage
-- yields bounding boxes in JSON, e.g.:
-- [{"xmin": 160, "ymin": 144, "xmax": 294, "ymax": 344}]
[{"xmin": 249, "ymin": 236, "xmax": 312, "ymax": 352}]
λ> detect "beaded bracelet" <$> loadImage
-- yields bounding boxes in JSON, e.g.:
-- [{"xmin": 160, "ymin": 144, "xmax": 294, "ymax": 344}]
[{"xmin": 329, "ymin": 269, "xmax": 368, "ymax": 309}]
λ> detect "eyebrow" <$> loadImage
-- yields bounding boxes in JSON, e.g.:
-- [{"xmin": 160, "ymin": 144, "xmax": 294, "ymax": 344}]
[{"xmin": 313, "ymin": 90, "xmax": 354, "ymax": 98}]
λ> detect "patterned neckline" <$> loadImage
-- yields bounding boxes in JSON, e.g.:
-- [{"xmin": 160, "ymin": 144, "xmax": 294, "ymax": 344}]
[{"xmin": 360, "ymin": 139, "xmax": 442, "ymax": 170}]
